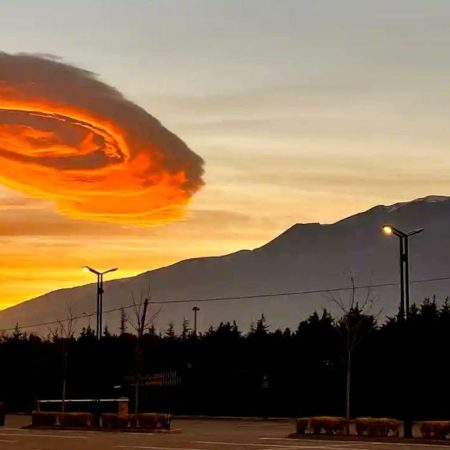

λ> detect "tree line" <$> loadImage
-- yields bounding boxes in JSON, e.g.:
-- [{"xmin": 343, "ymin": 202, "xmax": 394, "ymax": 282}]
[{"xmin": 0, "ymin": 296, "xmax": 449, "ymax": 420}]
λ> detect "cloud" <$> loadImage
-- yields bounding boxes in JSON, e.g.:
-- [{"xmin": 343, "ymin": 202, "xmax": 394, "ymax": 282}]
[{"xmin": 0, "ymin": 52, "xmax": 204, "ymax": 224}]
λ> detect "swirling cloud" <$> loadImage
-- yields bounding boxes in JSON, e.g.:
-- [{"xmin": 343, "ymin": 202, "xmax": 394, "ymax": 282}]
[{"xmin": 0, "ymin": 52, "xmax": 204, "ymax": 224}]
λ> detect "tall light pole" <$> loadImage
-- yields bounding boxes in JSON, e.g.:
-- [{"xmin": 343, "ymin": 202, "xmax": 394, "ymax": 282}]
[
  {"xmin": 382, "ymin": 224, "xmax": 423, "ymax": 439},
  {"xmin": 83, "ymin": 266, "xmax": 118, "ymax": 340},
  {"xmin": 192, "ymin": 306, "xmax": 200, "ymax": 336},
  {"xmin": 382, "ymin": 225, "xmax": 424, "ymax": 321}
]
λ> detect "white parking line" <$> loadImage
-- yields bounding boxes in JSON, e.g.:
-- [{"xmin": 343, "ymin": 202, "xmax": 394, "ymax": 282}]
[
  {"xmin": 260, "ymin": 438, "xmax": 302, "ymax": 441},
  {"xmin": 356, "ymin": 444, "xmax": 450, "ymax": 449},
  {"xmin": 195, "ymin": 441, "xmax": 343, "ymax": 449},
  {"xmin": 254, "ymin": 447, "xmax": 360, "ymax": 450},
  {"xmin": 260, "ymin": 438, "xmax": 353, "ymax": 444},
  {"xmin": 260, "ymin": 439, "xmax": 370, "ymax": 448},
  {"xmin": 115, "ymin": 446, "xmax": 207, "ymax": 450},
  {"xmin": 125, "ymin": 432, "xmax": 155, "ymax": 436},
  {"xmin": 0, "ymin": 432, "xmax": 87, "ymax": 439},
  {"xmin": 197, "ymin": 441, "xmax": 294, "ymax": 447}
]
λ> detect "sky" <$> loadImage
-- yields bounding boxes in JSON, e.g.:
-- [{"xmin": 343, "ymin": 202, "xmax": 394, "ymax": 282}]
[{"xmin": 0, "ymin": 0, "xmax": 449, "ymax": 308}]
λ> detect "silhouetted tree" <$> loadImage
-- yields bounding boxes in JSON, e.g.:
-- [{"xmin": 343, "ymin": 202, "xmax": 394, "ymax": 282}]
[
  {"xmin": 12, "ymin": 323, "xmax": 22, "ymax": 340},
  {"xmin": 329, "ymin": 278, "xmax": 377, "ymax": 420},
  {"xmin": 120, "ymin": 308, "xmax": 127, "ymax": 335},
  {"xmin": 126, "ymin": 288, "xmax": 160, "ymax": 414},
  {"xmin": 48, "ymin": 306, "xmax": 76, "ymax": 414},
  {"xmin": 166, "ymin": 322, "xmax": 175, "ymax": 339},
  {"xmin": 181, "ymin": 318, "xmax": 191, "ymax": 340}
]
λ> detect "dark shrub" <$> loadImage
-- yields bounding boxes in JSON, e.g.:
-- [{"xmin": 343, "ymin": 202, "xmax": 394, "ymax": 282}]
[
  {"xmin": 355, "ymin": 418, "xmax": 401, "ymax": 437},
  {"xmin": 419, "ymin": 421, "xmax": 450, "ymax": 440},
  {"xmin": 102, "ymin": 413, "xmax": 129, "ymax": 429},
  {"xmin": 296, "ymin": 418, "xmax": 308, "ymax": 434},
  {"xmin": 137, "ymin": 413, "xmax": 171, "ymax": 430},
  {"xmin": 309, "ymin": 417, "xmax": 347, "ymax": 435},
  {"xmin": 32, "ymin": 411, "xmax": 58, "ymax": 427},
  {"xmin": 59, "ymin": 412, "xmax": 93, "ymax": 428}
]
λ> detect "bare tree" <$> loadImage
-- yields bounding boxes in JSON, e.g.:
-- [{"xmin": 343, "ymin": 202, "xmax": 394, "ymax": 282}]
[
  {"xmin": 48, "ymin": 306, "xmax": 77, "ymax": 414},
  {"xmin": 328, "ymin": 277, "xmax": 378, "ymax": 420},
  {"xmin": 125, "ymin": 286, "xmax": 161, "ymax": 414}
]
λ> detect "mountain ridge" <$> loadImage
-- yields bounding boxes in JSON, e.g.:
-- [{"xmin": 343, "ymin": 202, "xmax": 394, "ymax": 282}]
[{"xmin": 1, "ymin": 195, "xmax": 450, "ymax": 334}]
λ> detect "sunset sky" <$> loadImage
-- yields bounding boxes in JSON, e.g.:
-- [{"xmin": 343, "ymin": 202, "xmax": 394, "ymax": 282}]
[{"xmin": 0, "ymin": 0, "xmax": 449, "ymax": 308}]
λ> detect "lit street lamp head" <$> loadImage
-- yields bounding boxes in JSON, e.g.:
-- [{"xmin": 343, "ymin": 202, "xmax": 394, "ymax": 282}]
[{"xmin": 382, "ymin": 225, "xmax": 393, "ymax": 236}]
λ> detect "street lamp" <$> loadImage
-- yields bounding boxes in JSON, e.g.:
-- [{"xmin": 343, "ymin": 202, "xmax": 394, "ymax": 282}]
[
  {"xmin": 382, "ymin": 225, "xmax": 423, "ymax": 439},
  {"xmin": 83, "ymin": 266, "xmax": 118, "ymax": 340},
  {"xmin": 192, "ymin": 306, "xmax": 200, "ymax": 336},
  {"xmin": 382, "ymin": 225, "xmax": 423, "ymax": 321},
  {"xmin": 383, "ymin": 225, "xmax": 423, "ymax": 438}
]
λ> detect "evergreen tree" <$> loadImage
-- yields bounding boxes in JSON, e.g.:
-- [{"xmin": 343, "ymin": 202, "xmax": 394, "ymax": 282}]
[
  {"xmin": 120, "ymin": 308, "xmax": 128, "ymax": 335},
  {"xmin": 166, "ymin": 321, "xmax": 176, "ymax": 339},
  {"xmin": 12, "ymin": 323, "xmax": 23, "ymax": 340},
  {"xmin": 181, "ymin": 318, "xmax": 191, "ymax": 340}
]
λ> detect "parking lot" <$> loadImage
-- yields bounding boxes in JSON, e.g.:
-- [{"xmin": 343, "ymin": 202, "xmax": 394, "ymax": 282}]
[{"xmin": 1, "ymin": 417, "xmax": 450, "ymax": 450}]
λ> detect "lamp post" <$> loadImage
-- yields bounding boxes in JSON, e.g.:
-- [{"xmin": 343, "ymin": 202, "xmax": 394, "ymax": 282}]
[
  {"xmin": 192, "ymin": 306, "xmax": 200, "ymax": 336},
  {"xmin": 83, "ymin": 266, "xmax": 118, "ymax": 340},
  {"xmin": 83, "ymin": 266, "xmax": 117, "ymax": 426},
  {"xmin": 382, "ymin": 225, "xmax": 424, "ymax": 320},
  {"xmin": 382, "ymin": 224, "xmax": 423, "ymax": 438}
]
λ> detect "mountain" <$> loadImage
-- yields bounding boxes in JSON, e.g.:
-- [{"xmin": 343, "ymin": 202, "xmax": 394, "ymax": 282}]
[{"xmin": 1, "ymin": 195, "xmax": 450, "ymax": 335}]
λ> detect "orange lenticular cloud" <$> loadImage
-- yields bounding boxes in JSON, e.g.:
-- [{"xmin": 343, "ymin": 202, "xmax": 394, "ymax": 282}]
[{"xmin": 0, "ymin": 52, "xmax": 204, "ymax": 224}]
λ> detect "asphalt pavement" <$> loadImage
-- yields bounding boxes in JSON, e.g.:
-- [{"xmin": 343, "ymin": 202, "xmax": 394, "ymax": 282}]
[{"xmin": 0, "ymin": 416, "xmax": 449, "ymax": 450}]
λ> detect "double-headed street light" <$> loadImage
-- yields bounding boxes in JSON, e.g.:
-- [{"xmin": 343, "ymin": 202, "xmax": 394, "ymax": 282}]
[
  {"xmin": 383, "ymin": 225, "xmax": 423, "ymax": 439},
  {"xmin": 83, "ymin": 266, "xmax": 118, "ymax": 340},
  {"xmin": 382, "ymin": 225, "xmax": 424, "ymax": 321}
]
